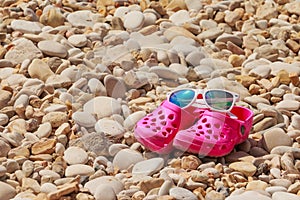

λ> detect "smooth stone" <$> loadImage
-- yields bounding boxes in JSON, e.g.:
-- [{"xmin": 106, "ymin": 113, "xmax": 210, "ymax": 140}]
[
  {"xmin": 262, "ymin": 128, "xmax": 292, "ymax": 152},
  {"xmin": 185, "ymin": 0, "xmax": 202, "ymax": 11},
  {"xmin": 229, "ymin": 162, "xmax": 257, "ymax": 177},
  {"xmin": 205, "ymin": 190, "xmax": 225, "ymax": 200},
  {"xmin": 95, "ymin": 118, "xmax": 125, "ymax": 138},
  {"xmin": 40, "ymin": 182, "xmax": 57, "ymax": 194},
  {"xmin": 249, "ymin": 65, "xmax": 271, "ymax": 78},
  {"xmin": 216, "ymin": 33, "xmax": 242, "ymax": 46},
  {"xmin": 63, "ymin": 146, "xmax": 88, "ymax": 165},
  {"xmin": 88, "ymin": 78, "xmax": 106, "ymax": 96},
  {"xmin": 72, "ymin": 111, "xmax": 96, "ymax": 128},
  {"xmin": 171, "ymin": 44, "xmax": 198, "ymax": 56},
  {"xmin": 109, "ymin": 144, "xmax": 129, "ymax": 157},
  {"xmin": 40, "ymin": 8, "xmax": 65, "ymax": 27},
  {"xmin": 291, "ymin": 115, "xmax": 300, "ymax": 129},
  {"xmin": 169, "ymin": 10, "xmax": 190, "ymax": 26},
  {"xmin": 132, "ymin": 158, "xmax": 164, "ymax": 176},
  {"xmin": 284, "ymin": 1, "xmax": 300, "ymax": 15},
  {"xmin": 65, "ymin": 164, "xmax": 95, "ymax": 177},
  {"xmin": 265, "ymin": 186, "xmax": 287, "ymax": 195},
  {"xmin": 94, "ymin": 185, "xmax": 116, "ymax": 200},
  {"xmin": 272, "ymin": 192, "xmax": 300, "ymax": 200},
  {"xmin": 11, "ymin": 20, "xmax": 42, "ymax": 34},
  {"xmin": 225, "ymin": 191, "xmax": 272, "ymax": 200},
  {"xmin": 103, "ymin": 75, "xmax": 127, "ymax": 99},
  {"xmin": 39, "ymin": 169, "xmax": 60, "ymax": 180},
  {"xmin": 269, "ymin": 62, "xmax": 300, "ymax": 76},
  {"xmin": 46, "ymin": 74, "xmax": 72, "ymax": 88},
  {"xmin": 38, "ymin": 40, "xmax": 68, "ymax": 58},
  {"xmin": 42, "ymin": 112, "xmax": 68, "ymax": 128},
  {"xmin": 0, "ymin": 182, "xmax": 17, "ymax": 200},
  {"xmin": 67, "ymin": 10, "xmax": 96, "ymax": 27},
  {"xmin": 163, "ymin": 26, "xmax": 198, "ymax": 42},
  {"xmin": 170, "ymin": 36, "xmax": 197, "ymax": 46},
  {"xmin": 124, "ymin": 111, "xmax": 146, "ymax": 130},
  {"xmin": 35, "ymin": 122, "xmax": 52, "ymax": 139},
  {"xmin": 246, "ymin": 180, "xmax": 268, "ymax": 191},
  {"xmin": 271, "ymin": 88, "xmax": 285, "ymax": 97},
  {"xmin": 269, "ymin": 179, "xmax": 292, "ymax": 188},
  {"xmin": 0, "ymin": 113, "xmax": 9, "ymax": 126},
  {"xmin": 113, "ymin": 149, "xmax": 144, "ymax": 171},
  {"xmin": 169, "ymin": 187, "xmax": 198, "ymax": 200},
  {"xmin": 84, "ymin": 176, "xmax": 124, "ymax": 195},
  {"xmin": 169, "ymin": 63, "xmax": 189, "ymax": 77},
  {"xmin": 149, "ymin": 66, "xmax": 180, "ymax": 80},
  {"xmin": 43, "ymin": 104, "xmax": 68, "ymax": 113},
  {"xmin": 276, "ymin": 100, "xmax": 300, "ymax": 111},
  {"xmin": 68, "ymin": 34, "xmax": 88, "ymax": 47},
  {"xmin": 28, "ymin": 59, "xmax": 54, "ymax": 82},
  {"xmin": 0, "ymin": 165, "xmax": 7, "ymax": 177},
  {"xmin": 4, "ymin": 38, "xmax": 43, "ymax": 64},
  {"xmin": 83, "ymin": 97, "xmax": 122, "ymax": 119},
  {"xmin": 185, "ymin": 51, "xmax": 205, "ymax": 67},
  {"xmin": 114, "ymin": 6, "xmax": 129, "ymax": 18},
  {"xmin": 124, "ymin": 11, "xmax": 144, "ymax": 30},
  {"xmin": 271, "ymin": 146, "xmax": 300, "ymax": 158},
  {"xmin": 197, "ymin": 27, "xmax": 224, "ymax": 41},
  {"xmin": 244, "ymin": 95, "xmax": 270, "ymax": 107}
]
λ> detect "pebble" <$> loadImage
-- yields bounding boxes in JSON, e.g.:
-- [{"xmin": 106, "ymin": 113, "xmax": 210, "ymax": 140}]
[
  {"xmin": 149, "ymin": 66, "xmax": 180, "ymax": 80},
  {"xmin": 246, "ymin": 180, "xmax": 268, "ymax": 191},
  {"xmin": 95, "ymin": 118, "xmax": 125, "ymax": 138},
  {"xmin": 37, "ymin": 40, "xmax": 68, "ymax": 58},
  {"xmin": 65, "ymin": 164, "xmax": 95, "ymax": 177},
  {"xmin": 265, "ymin": 186, "xmax": 287, "ymax": 195},
  {"xmin": 229, "ymin": 162, "xmax": 257, "ymax": 177},
  {"xmin": 11, "ymin": 20, "xmax": 42, "ymax": 34},
  {"xmin": 94, "ymin": 185, "xmax": 116, "ymax": 200},
  {"xmin": 83, "ymin": 97, "xmax": 122, "ymax": 119},
  {"xmin": 63, "ymin": 146, "xmax": 88, "ymax": 165},
  {"xmin": 169, "ymin": 187, "xmax": 198, "ymax": 200},
  {"xmin": 272, "ymin": 192, "xmax": 300, "ymax": 200},
  {"xmin": 68, "ymin": 34, "xmax": 88, "ymax": 47},
  {"xmin": 28, "ymin": 58, "xmax": 54, "ymax": 82},
  {"xmin": 226, "ymin": 191, "xmax": 272, "ymax": 200},
  {"xmin": 113, "ymin": 149, "xmax": 144, "ymax": 171},
  {"xmin": 72, "ymin": 111, "xmax": 96, "ymax": 128},
  {"xmin": 123, "ymin": 111, "xmax": 146, "ymax": 130},
  {"xmin": 40, "ymin": 183, "xmax": 57, "ymax": 194},
  {"xmin": 42, "ymin": 112, "xmax": 69, "ymax": 128},
  {"xmin": 124, "ymin": 11, "xmax": 144, "ymax": 30},
  {"xmin": 276, "ymin": 100, "xmax": 300, "ymax": 111},
  {"xmin": 132, "ymin": 158, "xmax": 164, "ymax": 176},
  {"xmin": 262, "ymin": 128, "xmax": 292, "ymax": 152},
  {"xmin": 84, "ymin": 176, "xmax": 124, "ymax": 195},
  {"xmin": 0, "ymin": 182, "xmax": 17, "ymax": 200}
]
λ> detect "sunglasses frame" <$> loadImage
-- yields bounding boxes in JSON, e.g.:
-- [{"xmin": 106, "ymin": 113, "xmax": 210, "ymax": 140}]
[{"xmin": 167, "ymin": 88, "xmax": 239, "ymax": 112}]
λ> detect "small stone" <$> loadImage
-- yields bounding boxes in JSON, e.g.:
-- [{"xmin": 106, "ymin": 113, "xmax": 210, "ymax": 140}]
[
  {"xmin": 226, "ymin": 191, "xmax": 272, "ymax": 200},
  {"xmin": 22, "ymin": 178, "xmax": 41, "ymax": 193},
  {"xmin": 40, "ymin": 183, "xmax": 57, "ymax": 194},
  {"xmin": 81, "ymin": 132, "xmax": 111, "ymax": 156},
  {"xmin": 265, "ymin": 186, "xmax": 287, "ymax": 195},
  {"xmin": 5, "ymin": 38, "xmax": 43, "ymax": 64},
  {"xmin": 124, "ymin": 11, "xmax": 144, "ymax": 30},
  {"xmin": 229, "ymin": 162, "xmax": 257, "ymax": 177},
  {"xmin": 83, "ymin": 97, "xmax": 122, "ymax": 119},
  {"xmin": 132, "ymin": 158, "xmax": 164, "ymax": 176},
  {"xmin": 28, "ymin": 58, "xmax": 54, "ymax": 82},
  {"xmin": 104, "ymin": 75, "xmax": 127, "ymax": 99},
  {"xmin": 272, "ymin": 192, "xmax": 300, "ymax": 200},
  {"xmin": 68, "ymin": 34, "xmax": 88, "ymax": 48},
  {"xmin": 169, "ymin": 187, "xmax": 198, "ymax": 200},
  {"xmin": 72, "ymin": 111, "xmax": 96, "ymax": 128},
  {"xmin": 249, "ymin": 65, "xmax": 271, "ymax": 79},
  {"xmin": 287, "ymin": 182, "xmax": 300, "ymax": 194},
  {"xmin": 40, "ymin": 8, "xmax": 65, "ymax": 27},
  {"xmin": 270, "ymin": 179, "xmax": 292, "ymax": 188},
  {"xmin": 197, "ymin": 27, "xmax": 224, "ymax": 41},
  {"xmin": 262, "ymin": 128, "xmax": 292, "ymax": 152},
  {"xmin": 95, "ymin": 118, "xmax": 125, "ymax": 138},
  {"xmin": 205, "ymin": 190, "xmax": 225, "ymax": 200},
  {"xmin": 38, "ymin": 40, "xmax": 68, "ymax": 58},
  {"xmin": 63, "ymin": 146, "xmax": 88, "ymax": 165},
  {"xmin": 0, "ymin": 113, "xmax": 9, "ymax": 126},
  {"xmin": 246, "ymin": 180, "xmax": 268, "ymax": 190},
  {"xmin": 67, "ymin": 10, "xmax": 96, "ymax": 27},
  {"xmin": 170, "ymin": 10, "xmax": 190, "ymax": 26},
  {"xmin": 0, "ymin": 182, "xmax": 16, "ymax": 200},
  {"xmin": 181, "ymin": 155, "xmax": 201, "ymax": 170},
  {"xmin": 11, "ymin": 20, "xmax": 42, "ymax": 34},
  {"xmin": 35, "ymin": 122, "xmax": 52, "ymax": 139},
  {"xmin": 31, "ymin": 139, "xmax": 56, "ymax": 155},
  {"xmin": 149, "ymin": 66, "xmax": 180, "ymax": 80},
  {"xmin": 113, "ymin": 149, "xmax": 144, "ymax": 171},
  {"xmin": 65, "ymin": 164, "xmax": 95, "ymax": 177},
  {"xmin": 276, "ymin": 100, "xmax": 300, "ymax": 111},
  {"xmin": 94, "ymin": 185, "xmax": 116, "ymax": 200},
  {"xmin": 42, "ymin": 112, "xmax": 68, "ymax": 128},
  {"xmin": 0, "ymin": 165, "xmax": 7, "ymax": 177},
  {"xmin": 84, "ymin": 176, "xmax": 124, "ymax": 195}
]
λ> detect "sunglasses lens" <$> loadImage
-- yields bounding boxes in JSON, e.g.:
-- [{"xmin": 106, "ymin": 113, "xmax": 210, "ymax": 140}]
[
  {"xmin": 205, "ymin": 90, "xmax": 234, "ymax": 111},
  {"xmin": 169, "ymin": 90, "xmax": 195, "ymax": 108}
]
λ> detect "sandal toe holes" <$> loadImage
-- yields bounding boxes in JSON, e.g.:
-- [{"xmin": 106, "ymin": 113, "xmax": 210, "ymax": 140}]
[
  {"xmin": 161, "ymin": 121, "xmax": 166, "ymax": 126},
  {"xmin": 205, "ymin": 123, "xmax": 211, "ymax": 128},
  {"xmin": 151, "ymin": 118, "xmax": 156, "ymax": 122},
  {"xmin": 202, "ymin": 118, "xmax": 207, "ymax": 123},
  {"xmin": 158, "ymin": 110, "xmax": 163, "ymax": 115},
  {"xmin": 159, "ymin": 115, "xmax": 165, "ymax": 120},
  {"xmin": 214, "ymin": 123, "xmax": 221, "ymax": 129},
  {"xmin": 168, "ymin": 114, "xmax": 175, "ymax": 120}
]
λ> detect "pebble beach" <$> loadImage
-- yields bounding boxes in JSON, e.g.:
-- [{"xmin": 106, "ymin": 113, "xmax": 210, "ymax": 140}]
[{"xmin": 1, "ymin": 0, "xmax": 300, "ymax": 199}]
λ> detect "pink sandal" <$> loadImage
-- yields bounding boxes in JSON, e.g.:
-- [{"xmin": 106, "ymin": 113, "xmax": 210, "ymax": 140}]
[
  {"xmin": 173, "ymin": 106, "xmax": 253, "ymax": 157},
  {"xmin": 134, "ymin": 100, "xmax": 202, "ymax": 153}
]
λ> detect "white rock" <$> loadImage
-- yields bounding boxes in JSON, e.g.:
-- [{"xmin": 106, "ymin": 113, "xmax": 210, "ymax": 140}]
[
  {"xmin": 95, "ymin": 118, "xmax": 125, "ymax": 138},
  {"xmin": 63, "ymin": 146, "xmax": 89, "ymax": 165},
  {"xmin": 132, "ymin": 158, "xmax": 164, "ymax": 176},
  {"xmin": 113, "ymin": 149, "xmax": 144, "ymax": 170},
  {"xmin": 124, "ymin": 11, "xmax": 144, "ymax": 30}
]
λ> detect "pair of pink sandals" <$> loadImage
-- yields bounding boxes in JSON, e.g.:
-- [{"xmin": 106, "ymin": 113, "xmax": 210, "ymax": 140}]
[{"xmin": 134, "ymin": 94, "xmax": 253, "ymax": 157}]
